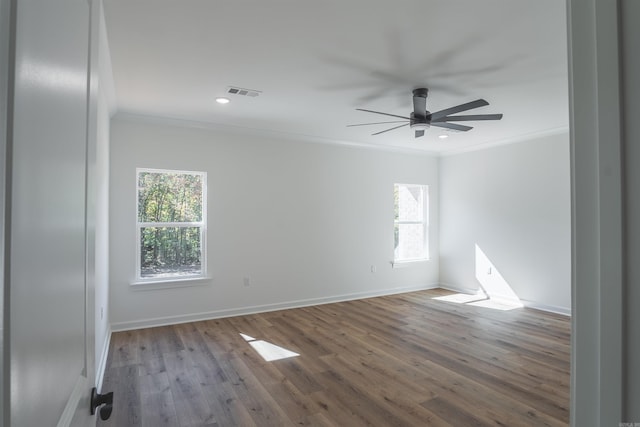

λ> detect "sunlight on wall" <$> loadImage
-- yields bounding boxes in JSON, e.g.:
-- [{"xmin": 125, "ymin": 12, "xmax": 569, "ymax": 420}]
[
  {"xmin": 474, "ymin": 244, "xmax": 523, "ymax": 308},
  {"xmin": 432, "ymin": 245, "xmax": 523, "ymax": 311},
  {"xmin": 240, "ymin": 333, "xmax": 300, "ymax": 362}
]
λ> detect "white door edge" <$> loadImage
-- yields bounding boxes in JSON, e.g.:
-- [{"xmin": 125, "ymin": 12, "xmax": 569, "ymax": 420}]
[{"xmin": 57, "ymin": 375, "xmax": 89, "ymax": 427}]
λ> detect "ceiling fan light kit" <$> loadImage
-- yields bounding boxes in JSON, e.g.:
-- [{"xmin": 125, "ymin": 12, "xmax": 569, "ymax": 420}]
[
  {"xmin": 348, "ymin": 87, "xmax": 503, "ymax": 139},
  {"xmin": 410, "ymin": 122, "xmax": 430, "ymax": 131}
]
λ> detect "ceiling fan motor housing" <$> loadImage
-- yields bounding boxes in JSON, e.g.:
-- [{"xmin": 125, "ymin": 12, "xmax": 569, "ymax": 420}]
[
  {"xmin": 412, "ymin": 87, "xmax": 429, "ymax": 98},
  {"xmin": 411, "ymin": 88, "xmax": 430, "ymax": 130},
  {"xmin": 410, "ymin": 112, "xmax": 430, "ymax": 130}
]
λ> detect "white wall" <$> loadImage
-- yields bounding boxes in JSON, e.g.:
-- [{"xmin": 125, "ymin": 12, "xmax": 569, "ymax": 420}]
[
  {"xmin": 109, "ymin": 117, "xmax": 440, "ymax": 330},
  {"xmin": 439, "ymin": 132, "xmax": 571, "ymax": 313}
]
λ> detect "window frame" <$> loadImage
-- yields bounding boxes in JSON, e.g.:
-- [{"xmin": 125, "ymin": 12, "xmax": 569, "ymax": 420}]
[
  {"xmin": 393, "ymin": 183, "xmax": 429, "ymax": 264},
  {"xmin": 134, "ymin": 167, "xmax": 208, "ymax": 285}
]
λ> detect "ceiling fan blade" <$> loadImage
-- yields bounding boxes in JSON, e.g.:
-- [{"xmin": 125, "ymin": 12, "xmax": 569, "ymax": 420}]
[
  {"xmin": 347, "ymin": 120, "xmax": 408, "ymax": 127},
  {"xmin": 372, "ymin": 123, "xmax": 410, "ymax": 135},
  {"xmin": 412, "ymin": 88, "xmax": 428, "ymax": 117},
  {"xmin": 431, "ymin": 122, "xmax": 473, "ymax": 132},
  {"xmin": 430, "ymin": 99, "xmax": 489, "ymax": 121},
  {"xmin": 356, "ymin": 108, "xmax": 411, "ymax": 120},
  {"xmin": 432, "ymin": 113, "xmax": 503, "ymax": 122},
  {"xmin": 415, "ymin": 129, "xmax": 425, "ymax": 138}
]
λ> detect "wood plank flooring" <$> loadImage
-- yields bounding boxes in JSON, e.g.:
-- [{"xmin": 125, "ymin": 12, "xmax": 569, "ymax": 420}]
[{"xmin": 98, "ymin": 289, "xmax": 570, "ymax": 426}]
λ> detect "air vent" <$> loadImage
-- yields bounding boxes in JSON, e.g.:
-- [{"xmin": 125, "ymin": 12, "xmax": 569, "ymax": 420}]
[{"xmin": 227, "ymin": 86, "xmax": 261, "ymax": 98}]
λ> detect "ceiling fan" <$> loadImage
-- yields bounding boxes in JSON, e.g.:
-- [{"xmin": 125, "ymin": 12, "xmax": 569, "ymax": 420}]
[{"xmin": 348, "ymin": 88, "xmax": 503, "ymax": 138}]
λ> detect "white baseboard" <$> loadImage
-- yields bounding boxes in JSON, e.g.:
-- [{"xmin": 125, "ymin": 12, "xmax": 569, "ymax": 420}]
[
  {"xmin": 438, "ymin": 283, "xmax": 571, "ymax": 316},
  {"xmin": 111, "ymin": 283, "xmax": 440, "ymax": 332},
  {"xmin": 522, "ymin": 300, "xmax": 571, "ymax": 316},
  {"xmin": 438, "ymin": 282, "xmax": 483, "ymax": 295},
  {"xmin": 96, "ymin": 326, "xmax": 112, "ymax": 392}
]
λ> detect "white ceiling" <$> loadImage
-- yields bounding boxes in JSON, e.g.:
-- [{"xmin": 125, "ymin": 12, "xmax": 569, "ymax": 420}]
[{"xmin": 103, "ymin": 0, "xmax": 569, "ymax": 154}]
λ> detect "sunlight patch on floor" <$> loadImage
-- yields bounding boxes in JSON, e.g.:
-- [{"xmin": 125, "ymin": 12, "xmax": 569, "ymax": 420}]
[
  {"xmin": 248, "ymin": 340, "xmax": 300, "ymax": 362},
  {"xmin": 467, "ymin": 298, "xmax": 523, "ymax": 311},
  {"xmin": 240, "ymin": 333, "xmax": 256, "ymax": 342},
  {"xmin": 432, "ymin": 293, "xmax": 522, "ymax": 311},
  {"xmin": 433, "ymin": 293, "xmax": 486, "ymax": 304},
  {"xmin": 240, "ymin": 333, "xmax": 300, "ymax": 362}
]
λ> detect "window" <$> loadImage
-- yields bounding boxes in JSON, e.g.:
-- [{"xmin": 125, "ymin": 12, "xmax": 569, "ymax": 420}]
[
  {"xmin": 136, "ymin": 168, "xmax": 206, "ymax": 281},
  {"xmin": 394, "ymin": 183, "xmax": 429, "ymax": 262}
]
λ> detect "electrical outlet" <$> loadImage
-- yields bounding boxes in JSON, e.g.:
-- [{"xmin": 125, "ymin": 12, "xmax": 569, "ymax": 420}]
[
  {"xmin": 243, "ymin": 276, "xmax": 251, "ymax": 287},
  {"xmin": 371, "ymin": 265, "xmax": 376, "ymax": 273}
]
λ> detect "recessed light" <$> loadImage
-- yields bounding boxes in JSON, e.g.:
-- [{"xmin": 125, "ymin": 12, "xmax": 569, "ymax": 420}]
[
  {"xmin": 216, "ymin": 97, "xmax": 230, "ymax": 104},
  {"xmin": 438, "ymin": 134, "xmax": 449, "ymax": 139}
]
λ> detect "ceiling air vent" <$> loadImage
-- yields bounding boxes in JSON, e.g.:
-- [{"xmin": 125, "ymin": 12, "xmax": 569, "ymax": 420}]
[{"xmin": 227, "ymin": 86, "xmax": 261, "ymax": 98}]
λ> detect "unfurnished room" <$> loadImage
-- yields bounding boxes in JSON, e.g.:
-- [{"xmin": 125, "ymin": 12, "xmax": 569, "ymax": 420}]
[{"xmin": 2, "ymin": 0, "xmax": 640, "ymax": 426}]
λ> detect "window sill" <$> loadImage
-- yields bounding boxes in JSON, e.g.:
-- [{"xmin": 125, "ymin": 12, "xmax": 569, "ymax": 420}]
[
  {"xmin": 391, "ymin": 259, "xmax": 429, "ymax": 269},
  {"xmin": 130, "ymin": 276, "xmax": 211, "ymax": 291}
]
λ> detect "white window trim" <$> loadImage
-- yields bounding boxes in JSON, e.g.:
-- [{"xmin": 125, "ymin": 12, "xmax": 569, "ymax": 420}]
[
  {"xmin": 133, "ymin": 168, "xmax": 208, "ymax": 286},
  {"xmin": 393, "ymin": 183, "xmax": 429, "ymax": 263},
  {"xmin": 130, "ymin": 275, "xmax": 211, "ymax": 290},
  {"xmin": 390, "ymin": 259, "xmax": 430, "ymax": 269}
]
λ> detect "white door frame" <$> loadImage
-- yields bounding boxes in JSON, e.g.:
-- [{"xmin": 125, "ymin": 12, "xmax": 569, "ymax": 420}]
[{"xmin": 567, "ymin": 0, "xmax": 630, "ymax": 425}]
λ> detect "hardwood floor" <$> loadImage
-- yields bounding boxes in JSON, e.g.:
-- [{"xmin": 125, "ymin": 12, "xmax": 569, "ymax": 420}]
[{"xmin": 98, "ymin": 289, "xmax": 570, "ymax": 426}]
